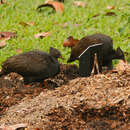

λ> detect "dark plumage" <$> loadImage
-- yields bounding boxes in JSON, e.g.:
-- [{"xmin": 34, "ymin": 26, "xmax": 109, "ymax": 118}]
[
  {"xmin": 0, "ymin": 47, "xmax": 62, "ymax": 84},
  {"xmin": 67, "ymin": 33, "xmax": 125, "ymax": 69}
]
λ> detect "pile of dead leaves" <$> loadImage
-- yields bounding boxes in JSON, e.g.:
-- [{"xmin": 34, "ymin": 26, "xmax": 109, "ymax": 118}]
[
  {"xmin": 0, "ymin": 64, "xmax": 79, "ymax": 117},
  {"xmin": 0, "ymin": 63, "xmax": 129, "ymax": 129}
]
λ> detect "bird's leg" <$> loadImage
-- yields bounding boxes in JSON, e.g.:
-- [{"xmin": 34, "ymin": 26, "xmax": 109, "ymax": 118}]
[{"xmin": 92, "ymin": 53, "xmax": 100, "ymax": 74}]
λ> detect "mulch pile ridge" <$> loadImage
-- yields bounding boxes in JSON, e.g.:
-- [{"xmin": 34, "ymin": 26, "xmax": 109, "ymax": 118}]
[{"xmin": 0, "ymin": 64, "xmax": 129, "ymax": 129}]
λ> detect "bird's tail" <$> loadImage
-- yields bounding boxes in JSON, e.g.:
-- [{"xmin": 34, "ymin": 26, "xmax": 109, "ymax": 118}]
[{"xmin": 112, "ymin": 47, "xmax": 125, "ymax": 61}]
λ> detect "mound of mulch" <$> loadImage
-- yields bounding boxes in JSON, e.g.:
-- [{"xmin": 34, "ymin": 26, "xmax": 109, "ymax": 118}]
[
  {"xmin": 0, "ymin": 64, "xmax": 79, "ymax": 117},
  {"xmin": 0, "ymin": 63, "xmax": 129, "ymax": 129}
]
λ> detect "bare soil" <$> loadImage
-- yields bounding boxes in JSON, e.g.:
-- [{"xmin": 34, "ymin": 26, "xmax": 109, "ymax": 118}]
[{"xmin": 0, "ymin": 64, "xmax": 129, "ymax": 130}]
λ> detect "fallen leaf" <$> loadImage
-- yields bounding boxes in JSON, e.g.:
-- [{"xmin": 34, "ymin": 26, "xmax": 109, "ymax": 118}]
[
  {"xmin": 19, "ymin": 21, "xmax": 35, "ymax": 27},
  {"xmin": 16, "ymin": 48, "xmax": 22, "ymax": 54},
  {"xmin": 92, "ymin": 13, "xmax": 100, "ymax": 18},
  {"xmin": 19, "ymin": 21, "xmax": 29, "ymax": 27},
  {"xmin": 0, "ymin": 40, "xmax": 6, "ymax": 48},
  {"xmin": 34, "ymin": 32, "xmax": 50, "ymax": 39},
  {"xmin": 45, "ymin": 1, "xmax": 64, "ymax": 13},
  {"xmin": 0, "ymin": 37, "xmax": 10, "ymax": 48},
  {"xmin": 105, "ymin": 12, "xmax": 117, "ymax": 16},
  {"xmin": 0, "ymin": 32, "xmax": 16, "ymax": 40},
  {"xmin": 0, "ymin": 0, "xmax": 6, "ymax": 5},
  {"xmin": 73, "ymin": 1, "xmax": 87, "ymax": 8},
  {"xmin": 107, "ymin": 6, "xmax": 115, "ymax": 10},
  {"xmin": 63, "ymin": 36, "xmax": 79, "ymax": 47},
  {"xmin": 28, "ymin": 21, "xmax": 35, "ymax": 26},
  {"xmin": 37, "ymin": 1, "xmax": 64, "ymax": 13}
]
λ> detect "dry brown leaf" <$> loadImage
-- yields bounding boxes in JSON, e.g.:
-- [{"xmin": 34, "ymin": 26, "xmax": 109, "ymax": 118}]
[
  {"xmin": 0, "ymin": 40, "xmax": 6, "ymax": 48},
  {"xmin": 37, "ymin": 1, "xmax": 64, "ymax": 13},
  {"xmin": 0, "ymin": 0, "xmax": 6, "ymax": 5},
  {"xmin": 105, "ymin": 12, "xmax": 117, "ymax": 16},
  {"xmin": 19, "ymin": 21, "xmax": 29, "ymax": 27},
  {"xmin": 107, "ymin": 5, "xmax": 115, "ymax": 10},
  {"xmin": 63, "ymin": 36, "xmax": 79, "ymax": 47},
  {"xmin": 19, "ymin": 21, "xmax": 35, "ymax": 27},
  {"xmin": 0, "ymin": 32, "xmax": 15, "ymax": 48},
  {"xmin": 73, "ymin": 1, "xmax": 87, "ymax": 8},
  {"xmin": 92, "ymin": 13, "xmax": 100, "ymax": 18},
  {"xmin": 0, "ymin": 37, "xmax": 10, "ymax": 48},
  {"xmin": 0, "ymin": 32, "xmax": 16, "ymax": 40},
  {"xmin": 34, "ymin": 32, "xmax": 50, "ymax": 39},
  {"xmin": 16, "ymin": 48, "xmax": 22, "ymax": 54},
  {"xmin": 45, "ymin": 1, "xmax": 64, "ymax": 13},
  {"xmin": 28, "ymin": 21, "xmax": 35, "ymax": 26}
]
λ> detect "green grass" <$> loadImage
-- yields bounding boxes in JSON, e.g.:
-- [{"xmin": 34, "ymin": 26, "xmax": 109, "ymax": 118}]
[{"xmin": 0, "ymin": 0, "xmax": 130, "ymax": 66}]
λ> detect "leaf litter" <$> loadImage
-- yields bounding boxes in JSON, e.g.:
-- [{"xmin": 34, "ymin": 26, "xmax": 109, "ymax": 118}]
[
  {"xmin": 19, "ymin": 21, "xmax": 35, "ymax": 27},
  {"xmin": 0, "ymin": 62, "xmax": 129, "ymax": 129},
  {"xmin": 0, "ymin": 0, "xmax": 6, "ymax": 5},
  {"xmin": 34, "ymin": 32, "xmax": 51, "ymax": 39},
  {"xmin": 107, "ymin": 5, "xmax": 115, "ymax": 10},
  {"xmin": 0, "ymin": 32, "xmax": 16, "ymax": 48},
  {"xmin": 0, "ymin": 32, "xmax": 16, "ymax": 40},
  {"xmin": 0, "ymin": 40, "xmax": 7, "ymax": 48}
]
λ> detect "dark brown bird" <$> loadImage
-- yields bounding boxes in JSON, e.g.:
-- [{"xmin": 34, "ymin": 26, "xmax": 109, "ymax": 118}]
[
  {"xmin": 0, "ymin": 47, "xmax": 63, "ymax": 84},
  {"xmin": 67, "ymin": 33, "xmax": 125, "ymax": 69}
]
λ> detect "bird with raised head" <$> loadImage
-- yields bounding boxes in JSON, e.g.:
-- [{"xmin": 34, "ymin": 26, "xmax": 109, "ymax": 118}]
[{"xmin": 0, "ymin": 47, "xmax": 63, "ymax": 84}]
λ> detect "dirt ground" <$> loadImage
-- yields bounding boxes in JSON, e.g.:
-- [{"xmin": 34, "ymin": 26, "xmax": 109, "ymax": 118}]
[{"xmin": 0, "ymin": 63, "xmax": 129, "ymax": 130}]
